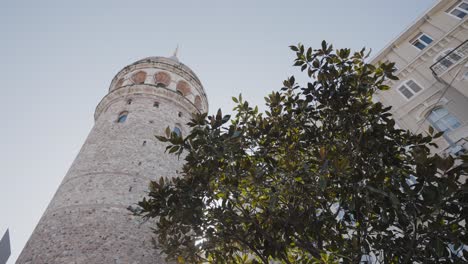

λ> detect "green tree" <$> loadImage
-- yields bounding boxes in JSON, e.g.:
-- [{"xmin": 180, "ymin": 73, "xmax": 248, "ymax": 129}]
[{"xmin": 133, "ymin": 42, "xmax": 468, "ymax": 263}]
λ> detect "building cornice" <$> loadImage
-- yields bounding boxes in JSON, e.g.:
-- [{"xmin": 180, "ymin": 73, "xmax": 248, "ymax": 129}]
[
  {"xmin": 94, "ymin": 84, "xmax": 204, "ymax": 121},
  {"xmin": 108, "ymin": 57, "xmax": 208, "ymax": 106},
  {"xmin": 370, "ymin": 0, "xmax": 457, "ymax": 64},
  {"xmin": 381, "ymin": 19, "xmax": 467, "ymax": 87}
]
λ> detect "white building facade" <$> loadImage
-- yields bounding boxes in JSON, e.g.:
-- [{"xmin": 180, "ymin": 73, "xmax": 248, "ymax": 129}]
[
  {"xmin": 17, "ymin": 55, "xmax": 208, "ymax": 263},
  {"xmin": 371, "ymin": 0, "xmax": 468, "ymax": 156}
]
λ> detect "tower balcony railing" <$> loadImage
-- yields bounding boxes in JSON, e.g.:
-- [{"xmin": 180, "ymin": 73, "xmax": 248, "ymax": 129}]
[{"xmin": 430, "ymin": 39, "xmax": 468, "ymax": 77}]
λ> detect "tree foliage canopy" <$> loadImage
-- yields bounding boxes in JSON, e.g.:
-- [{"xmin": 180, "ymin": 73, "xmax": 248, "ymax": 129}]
[{"xmin": 134, "ymin": 42, "xmax": 468, "ymax": 263}]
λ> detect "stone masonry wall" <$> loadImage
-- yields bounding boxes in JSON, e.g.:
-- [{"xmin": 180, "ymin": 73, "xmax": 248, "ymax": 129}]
[{"xmin": 17, "ymin": 58, "xmax": 207, "ymax": 264}]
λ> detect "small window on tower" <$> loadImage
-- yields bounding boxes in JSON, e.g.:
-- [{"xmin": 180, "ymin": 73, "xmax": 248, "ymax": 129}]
[
  {"xmin": 173, "ymin": 126, "xmax": 182, "ymax": 137},
  {"xmin": 117, "ymin": 112, "xmax": 128, "ymax": 123},
  {"xmin": 153, "ymin": 102, "xmax": 159, "ymax": 108},
  {"xmin": 178, "ymin": 112, "xmax": 182, "ymax": 117},
  {"xmin": 127, "ymin": 99, "xmax": 132, "ymax": 105},
  {"xmin": 194, "ymin": 95, "xmax": 202, "ymax": 110}
]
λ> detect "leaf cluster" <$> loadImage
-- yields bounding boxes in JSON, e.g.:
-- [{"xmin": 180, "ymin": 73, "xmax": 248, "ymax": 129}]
[{"xmin": 133, "ymin": 41, "xmax": 468, "ymax": 263}]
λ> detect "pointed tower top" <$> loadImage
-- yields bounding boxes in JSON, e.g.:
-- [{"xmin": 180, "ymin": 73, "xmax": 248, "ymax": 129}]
[
  {"xmin": 169, "ymin": 45, "xmax": 179, "ymax": 62},
  {"xmin": 173, "ymin": 44, "xmax": 179, "ymax": 57}
]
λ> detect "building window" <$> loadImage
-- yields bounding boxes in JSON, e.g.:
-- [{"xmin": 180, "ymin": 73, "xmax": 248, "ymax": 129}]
[
  {"xmin": 127, "ymin": 99, "xmax": 132, "ymax": 105},
  {"xmin": 117, "ymin": 112, "xmax": 128, "ymax": 123},
  {"xmin": 434, "ymin": 49, "xmax": 463, "ymax": 69},
  {"xmin": 178, "ymin": 112, "xmax": 183, "ymax": 117},
  {"xmin": 153, "ymin": 102, "xmax": 159, "ymax": 108},
  {"xmin": 398, "ymin": 80, "xmax": 423, "ymax": 99},
  {"xmin": 447, "ymin": 1, "xmax": 468, "ymax": 19},
  {"xmin": 427, "ymin": 107, "xmax": 461, "ymax": 132},
  {"xmin": 173, "ymin": 126, "xmax": 182, "ymax": 137},
  {"xmin": 411, "ymin": 33, "xmax": 433, "ymax": 50}
]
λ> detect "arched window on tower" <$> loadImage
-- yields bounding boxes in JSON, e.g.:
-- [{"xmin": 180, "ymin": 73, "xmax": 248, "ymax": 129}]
[
  {"xmin": 154, "ymin": 72, "xmax": 171, "ymax": 88},
  {"xmin": 194, "ymin": 95, "xmax": 202, "ymax": 110},
  {"xmin": 131, "ymin": 71, "xmax": 147, "ymax": 84},
  {"xmin": 176, "ymin": 80, "xmax": 191, "ymax": 96},
  {"xmin": 427, "ymin": 107, "xmax": 461, "ymax": 132},
  {"xmin": 117, "ymin": 111, "xmax": 128, "ymax": 123},
  {"xmin": 173, "ymin": 126, "xmax": 182, "ymax": 137},
  {"xmin": 115, "ymin": 78, "xmax": 125, "ymax": 89}
]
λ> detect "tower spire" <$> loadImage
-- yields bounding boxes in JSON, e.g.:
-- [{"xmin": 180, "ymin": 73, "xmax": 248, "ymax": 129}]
[
  {"xmin": 169, "ymin": 45, "xmax": 179, "ymax": 62},
  {"xmin": 173, "ymin": 44, "xmax": 179, "ymax": 57}
]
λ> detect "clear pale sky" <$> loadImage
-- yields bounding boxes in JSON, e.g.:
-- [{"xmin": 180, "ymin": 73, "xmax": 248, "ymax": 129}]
[{"xmin": 0, "ymin": 0, "xmax": 437, "ymax": 262}]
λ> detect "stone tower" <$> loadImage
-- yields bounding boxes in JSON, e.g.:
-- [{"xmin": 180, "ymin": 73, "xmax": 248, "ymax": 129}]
[{"xmin": 17, "ymin": 55, "xmax": 208, "ymax": 263}]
